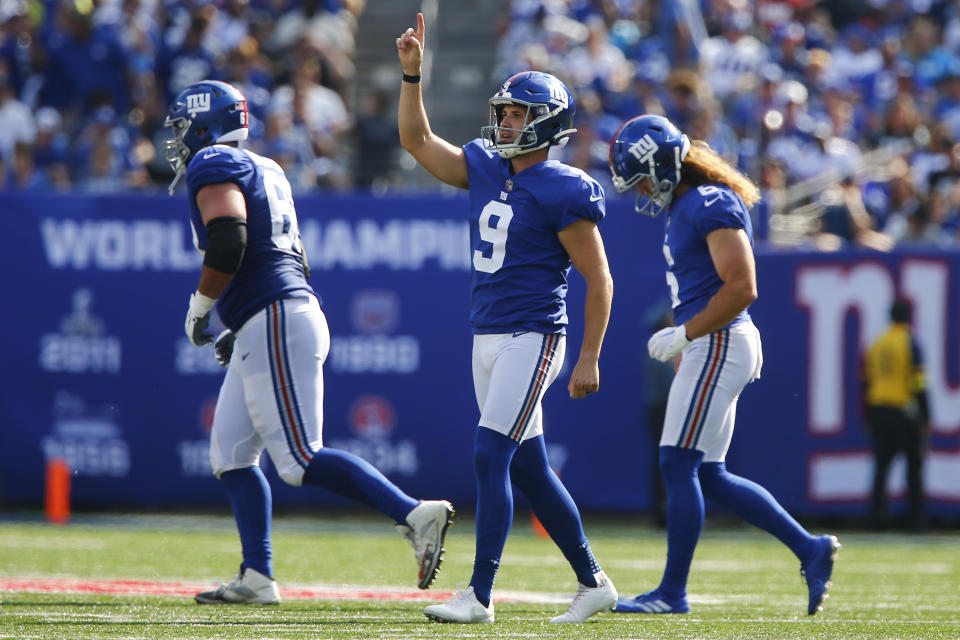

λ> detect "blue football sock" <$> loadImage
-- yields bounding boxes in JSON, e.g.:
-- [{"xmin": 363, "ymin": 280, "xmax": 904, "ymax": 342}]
[
  {"xmin": 511, "ymin": 435, "xmax": 599, "ymax": 587},
  {"xmin": 220, "ymin": 467, "xmax": 273, "ymax": 579},
  {"xmin": 700, "ymin": 461, "xmax": 813, "ymax": 559},
  {"xmin": 302, "ymin": 448, "xmax": 418, "ymax": 524},
  {"xmin": 658, "ymin": 446, "xmax": 705, "ymax": 599},
  {"xmin": 469, "ymin": 427, "xmax": 519, "ymax": 608}
]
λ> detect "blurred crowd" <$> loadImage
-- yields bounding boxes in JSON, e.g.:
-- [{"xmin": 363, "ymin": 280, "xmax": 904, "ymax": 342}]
[
  {"xmin": 0, "ymin": 0, "xmax": 363, "ymax": 193},
  {"xmin": 497, "ymin": 0, "xmax": 960, "ymax": 249},
  {"xmin": 2, "ymin": 0, "xmax": 960, "ymax": 249}
]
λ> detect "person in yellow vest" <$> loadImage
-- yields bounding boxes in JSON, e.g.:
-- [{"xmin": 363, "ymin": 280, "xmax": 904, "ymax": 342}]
[{"xmin": 863, "ymin": 298, "xmax": 930, "ymax": 531}]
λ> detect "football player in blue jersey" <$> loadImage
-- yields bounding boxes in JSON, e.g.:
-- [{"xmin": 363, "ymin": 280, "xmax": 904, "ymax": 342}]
[
  {"xmin": 165, "ymin": 79, "xmax": 454, "ymax": 605},
  {"xmin": 397, "ymin": 14, "xmax": 617, "ymax": 624},
  {"xmin": 608, "ymin": 114, "xmax": 840, "ymax": 615}
]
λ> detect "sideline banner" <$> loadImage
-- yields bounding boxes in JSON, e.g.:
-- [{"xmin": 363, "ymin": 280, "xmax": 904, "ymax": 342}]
[{"xmin": 1, "ymin": 192, "xmax": 957, "ymax": 520}]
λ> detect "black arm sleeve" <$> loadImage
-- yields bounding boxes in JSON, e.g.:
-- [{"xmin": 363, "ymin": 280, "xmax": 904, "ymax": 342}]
[{"xmin": 203, "ymin": 216, "xmax": 247, "ymax": 274}]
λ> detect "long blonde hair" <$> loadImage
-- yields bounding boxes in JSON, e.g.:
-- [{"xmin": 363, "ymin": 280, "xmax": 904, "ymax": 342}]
[{"xmin": 681, "ymin": 140, "xmax": 761, "ymax": 208}]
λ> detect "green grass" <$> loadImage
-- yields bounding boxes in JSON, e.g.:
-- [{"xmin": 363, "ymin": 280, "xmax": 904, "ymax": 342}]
[{"xmin": 1, "ymin": 512, "xmax": 958, "ymax": 639}]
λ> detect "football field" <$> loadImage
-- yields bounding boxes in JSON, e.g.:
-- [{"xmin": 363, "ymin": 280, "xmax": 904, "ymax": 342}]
[{"xmin": 1, "ymin": 513, "xmax": 957, "ymax": 639}]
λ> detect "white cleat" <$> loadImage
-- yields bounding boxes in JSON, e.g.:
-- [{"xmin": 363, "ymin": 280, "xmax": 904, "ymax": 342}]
[
  {"xmin": 397, "ymin": 499, "xmax": 455, "ymax": 589},
  {"xmin": 194, "ymin": 567, "xmax": 280, "ymax": 605},
  {"xmin": 424, "ymin": 585, "xmax": 495, "ymax": 623},
  {"xmin": 550, "ymin": 570, "xmax": 618, "ymax": 623}
]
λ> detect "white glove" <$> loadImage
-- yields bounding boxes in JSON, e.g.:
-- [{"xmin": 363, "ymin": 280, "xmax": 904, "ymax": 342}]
[
  {"xmin": 214, "ymin": 329, "xmax": 236, "ymax": 367},
  {"xmin": 647, "ymin": 325, "xmax": 690, "ymax": 362},
  {"xmin": 185, "ymin": 291, "xmax": 217, "ymax": 346}
]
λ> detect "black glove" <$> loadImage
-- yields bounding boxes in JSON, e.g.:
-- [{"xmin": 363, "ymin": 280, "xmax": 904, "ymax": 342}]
[{"xmin": 214, "ymin": 330, "xmax": 236, "ymax": 368}]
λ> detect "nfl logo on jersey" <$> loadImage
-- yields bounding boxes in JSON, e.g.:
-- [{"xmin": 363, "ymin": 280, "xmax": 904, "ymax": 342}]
[{"xmin": 186, "ymin": 93, "xmax": 211, "ymax": 117}]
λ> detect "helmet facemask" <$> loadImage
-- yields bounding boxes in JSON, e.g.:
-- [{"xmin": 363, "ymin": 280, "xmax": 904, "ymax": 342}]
[
  {"xmin": 636, "ymin": 175, "xmax": 678, "ymax": 217},
  {"xmin": 612, "ymin": 171, "xmax": 678, "ymax": 218},
  {"xmin": 481, "ymin": 99, "xmax": 575, "ymax": 159},
  {"xmin": 163, "ymin": 114, "xmax": 192, "ymax": 194}
]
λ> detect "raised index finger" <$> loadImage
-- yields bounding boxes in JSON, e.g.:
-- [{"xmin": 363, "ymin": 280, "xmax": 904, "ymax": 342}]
[{"xmin": 417, "ymin": 12, "xmax": 425, "ymax": 43}]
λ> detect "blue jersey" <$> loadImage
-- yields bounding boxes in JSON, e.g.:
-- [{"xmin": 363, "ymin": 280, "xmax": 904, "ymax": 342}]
[
  {"xmin": 462, "ymin": 139, "xmax": 605, "ymax": 334},
  {"xmin": 663, "ymin": 183, "xmax": 753, "ymax": 327},
  {"xmin": 185, "ymin": 144, "xmax": 314, "ymax": 332}
]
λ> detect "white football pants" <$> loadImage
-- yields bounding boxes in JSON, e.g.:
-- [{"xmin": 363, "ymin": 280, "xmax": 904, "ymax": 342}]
[
  {"xmin": 472, "ymin": 331, "xmax": 566, "ymax": 442},
  {"xmin": 209, "ymin": 295, "xmax": 327, "ymax": 486},
  {"xmin": 661, "ymin": 320, "xmax": 763, "ymax": 462}
]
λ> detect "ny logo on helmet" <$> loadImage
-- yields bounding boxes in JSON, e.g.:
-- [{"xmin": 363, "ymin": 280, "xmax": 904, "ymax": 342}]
[
  {"xmin": 546, "ymin": 82, "xmax": 568, "ymax": 109},
  {"xmin": 628, "ymin": 134, "xmax": 659, "ymax": 164},
  {"xmin": 185, "ymin": 93, "xmax": 211, "ymax": 117}
]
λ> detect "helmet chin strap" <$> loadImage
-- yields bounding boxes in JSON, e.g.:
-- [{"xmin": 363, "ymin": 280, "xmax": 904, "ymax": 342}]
[
  {"xmin": 495, "ymin": 125, "xmax": 566, "ymax": 159},
  {"xmin": 496, "ymin": 141, "xmax": 536, "ymax": 159}
]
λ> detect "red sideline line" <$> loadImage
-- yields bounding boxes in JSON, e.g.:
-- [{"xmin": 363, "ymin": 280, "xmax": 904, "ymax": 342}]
[{"xmin": 0, "ymin": 577, "xmax": 453, "ymax": 601}]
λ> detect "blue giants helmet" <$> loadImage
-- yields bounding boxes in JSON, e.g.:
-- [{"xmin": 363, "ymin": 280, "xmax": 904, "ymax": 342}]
[
  {"xmin": 480, "ymin": 71, "xmax": 577, "ymax": 159},
  {"xmin": 163, "ymin": 80, "xmax": 248, "ymax": 193},
  {"xmin": 609, "ymin": 114, "xmax": 690, "ymax": 216}
]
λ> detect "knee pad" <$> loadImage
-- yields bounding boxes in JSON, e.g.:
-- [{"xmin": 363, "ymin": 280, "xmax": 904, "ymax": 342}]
[
  {"xmin": 209, "ymin": 432, "xmax": 262, "ymax": 480},
  {"xmin": 211, "ymin": 458, "xmax": 258, "ymax": 481},
  {"xmin": 275, "ymin": 462, "xmax": 306, "ymax": 487},
  {"xmin": 209, "ymin": 442, "xmax": 230, "ymax": 479}
]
